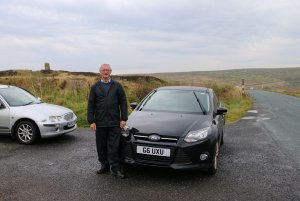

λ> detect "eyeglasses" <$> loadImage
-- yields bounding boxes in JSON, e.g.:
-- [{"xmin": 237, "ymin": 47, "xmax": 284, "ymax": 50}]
[{"xmin": 100, "ymin": 69, "xmax": 111, "ymax": 72}]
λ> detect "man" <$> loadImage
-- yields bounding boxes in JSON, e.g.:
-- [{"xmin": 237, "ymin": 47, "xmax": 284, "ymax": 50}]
[{"xmin": 87, "ymin": 64, "xmax": 128, "ymax": 179}]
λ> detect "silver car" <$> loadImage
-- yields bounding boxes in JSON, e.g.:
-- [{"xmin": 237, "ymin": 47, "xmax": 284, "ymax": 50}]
[{"xmin": 0, "ymin": 84, "xmax": 77, "ymax": 144}]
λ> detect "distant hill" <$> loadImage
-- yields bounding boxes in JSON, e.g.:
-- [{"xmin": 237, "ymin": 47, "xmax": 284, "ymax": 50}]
[
  {"xmin": 151, "ymin": 67, "xmax": 300, "ymax": 93},
  {"xmin": 1, "ymin": 67, "xmax": 299, "ymax": 96},
  {"xmin": 0, "ymin": 69, "xmax": 166, "ymax": 85}
]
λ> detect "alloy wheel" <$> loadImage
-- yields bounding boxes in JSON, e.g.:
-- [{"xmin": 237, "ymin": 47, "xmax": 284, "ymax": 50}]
[
  {"xmin": 18, "ymin": 124, "xmax": 33, "ymax": 143},
  {"xmin": 16, "ymin": 121, "xmax": 38, "ymax": 144}
]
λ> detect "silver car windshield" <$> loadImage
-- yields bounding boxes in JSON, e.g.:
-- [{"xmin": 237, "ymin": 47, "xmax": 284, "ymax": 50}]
[
  {"xmin": 0, "ymin": 87, "xmax": 41, "ymax": 106},
  {"xmin": 140, "ymin": 90, "xmax": 210, "ymax": 114}
]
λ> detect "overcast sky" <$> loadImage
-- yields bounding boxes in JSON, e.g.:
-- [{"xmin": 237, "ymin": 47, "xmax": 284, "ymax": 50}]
[{"xmin": 0, "ymin": 0, "xmax": 299, "ymax": 74}]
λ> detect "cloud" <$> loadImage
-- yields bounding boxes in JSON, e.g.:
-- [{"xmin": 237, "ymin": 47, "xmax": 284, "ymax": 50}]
[{"xmin": 0, "ymin": 0, "xmax": 299, "ymax": 73}]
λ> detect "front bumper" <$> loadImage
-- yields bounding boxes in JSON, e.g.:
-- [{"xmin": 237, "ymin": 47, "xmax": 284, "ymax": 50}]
[
  {"xmin": 122, "ymin": 135, "xmax": 217, "ymax": 171},
  {"xmin": 37, "ymin": 119, "xmax": 77, "ymax": 138}
]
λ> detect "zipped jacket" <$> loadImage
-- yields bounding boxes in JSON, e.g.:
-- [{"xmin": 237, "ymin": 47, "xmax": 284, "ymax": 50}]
[{"xmin": 87, "ymin": 80, "xmax": 128, "ymax": 127}]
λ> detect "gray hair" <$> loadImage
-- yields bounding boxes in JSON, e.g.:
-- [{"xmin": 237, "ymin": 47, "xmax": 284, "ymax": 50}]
[{"xmin": 99, "ymin": 64, "xmax": 111, "ymax": 71}]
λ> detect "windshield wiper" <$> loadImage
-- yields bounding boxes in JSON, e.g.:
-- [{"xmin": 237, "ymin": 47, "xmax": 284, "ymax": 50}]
[
  {"xmin": 193, "ymin": 91, "xmax": 206, "ymax": 115},
  {"xmin": 139, "ymin": 90, "xmax": 156, "ymax": 111},
  {"xmin": 23, "ymin": 101, "xmax": 34, "ymax": 106}
]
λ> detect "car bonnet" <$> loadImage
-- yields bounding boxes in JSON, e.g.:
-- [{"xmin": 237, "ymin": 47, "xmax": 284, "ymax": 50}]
[
  {"xmin": 10, "ymin": 103, "xmax": 73, "ymax": 117},
  {"xmin": 127, "ymin": 110, "xmax": 211, "ymax": 137}
]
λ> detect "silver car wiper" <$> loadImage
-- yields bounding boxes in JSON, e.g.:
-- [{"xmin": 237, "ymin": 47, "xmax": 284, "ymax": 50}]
[
  {"xmin": 193, "ymin": 91, "xmax": 206, "ymax": 115},
  {"xmin": 23, "ymin": 101, "xmax": 34, "ymax": 106}
]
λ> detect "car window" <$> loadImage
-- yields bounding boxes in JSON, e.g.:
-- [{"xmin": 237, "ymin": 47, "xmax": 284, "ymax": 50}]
[
  {"xmin": 0, "ymin": 87, "xmax": 40, "ymax": 106},
  {"xmin": 140, "ymin": 90, "xmax": 210, "ymax": 114},
  {"xmin": 212, "ymin": 92, "xmax": 219, "ymax": 110}
]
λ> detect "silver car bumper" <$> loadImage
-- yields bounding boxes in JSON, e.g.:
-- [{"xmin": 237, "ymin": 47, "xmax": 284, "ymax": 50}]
[{"xmin": 37, "ymin": 119, "xmax": 77, "ymax": 138}]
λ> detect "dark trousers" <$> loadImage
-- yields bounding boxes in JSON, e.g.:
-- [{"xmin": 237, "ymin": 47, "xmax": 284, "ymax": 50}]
[{"xmin": 96, "ymin": 127, "xmax": 121, "ymax": 171}]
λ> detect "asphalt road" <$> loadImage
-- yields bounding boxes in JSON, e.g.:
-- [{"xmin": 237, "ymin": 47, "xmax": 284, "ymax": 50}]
[
  {"xmin": 0, "ymin": 90, "xmax": 299, "ymax": 201},
  {"xmin": 247, "ymin": 90, "xmax": 300, "ymax": 169}
]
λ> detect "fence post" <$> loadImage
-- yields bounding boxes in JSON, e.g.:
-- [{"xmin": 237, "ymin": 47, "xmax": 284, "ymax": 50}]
[{"xmin": 242, "ymin": 79, "xmax": 245, "ymax": 96}]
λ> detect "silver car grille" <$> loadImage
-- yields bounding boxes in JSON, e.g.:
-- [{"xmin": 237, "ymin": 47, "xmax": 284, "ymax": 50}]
[{"xmin": 63, "ymin": 112, "xmax": 74, "ymax": 121}]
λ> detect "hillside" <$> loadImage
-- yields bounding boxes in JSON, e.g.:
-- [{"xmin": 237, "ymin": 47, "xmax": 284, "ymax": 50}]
[{"xmin": 151, "ymin": 67, "xmax": 300, "ymax": 96}]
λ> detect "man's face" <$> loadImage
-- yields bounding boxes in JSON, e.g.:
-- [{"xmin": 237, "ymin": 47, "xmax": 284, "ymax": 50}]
[{"xmin": 99, "ymin": 65, "xmax": 112, "ymax": 80}]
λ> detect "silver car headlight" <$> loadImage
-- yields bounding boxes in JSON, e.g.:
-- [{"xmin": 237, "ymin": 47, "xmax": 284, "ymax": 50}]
[
  {"xmin": 121, "ymin": 126, "xmax": 130, "ymax": 137},
  {"xmin": 49, "ymin": 116, "xmax": 63, "ymax": 122},
  {"xmin": 184, "ymin": 127, "xmax": 210, "ymax": 143}
]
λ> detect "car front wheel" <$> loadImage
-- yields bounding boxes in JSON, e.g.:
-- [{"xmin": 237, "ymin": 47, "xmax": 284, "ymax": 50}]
[
  {"xmin": 15, "ymin": 120, "xmax": 39, "ymax": 145},
  {"xmin": 220, "ymin": 130, "xmax": 224, "ymax": 146},
  {"xmin": 208, "ymin": 142, "xmax": 219, "ymax": 175}
]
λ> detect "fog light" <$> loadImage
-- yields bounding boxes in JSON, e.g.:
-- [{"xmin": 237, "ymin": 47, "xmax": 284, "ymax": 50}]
[{"xmin": 200, "ymin": 153, "xmax": 208, "ymax": 161}]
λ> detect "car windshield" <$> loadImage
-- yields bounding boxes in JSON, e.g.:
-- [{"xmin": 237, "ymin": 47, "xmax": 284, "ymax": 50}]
[
  {"xmin": 140, "ymin": 89, "xmax": 210, "ymax": 114},
  {"xmin": 0, "ymin": 87, "xmax": 41, "ymax": 106}
]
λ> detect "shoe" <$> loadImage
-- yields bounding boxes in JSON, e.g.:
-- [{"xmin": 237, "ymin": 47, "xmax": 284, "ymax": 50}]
[
  {"xmin": 96, "ymin": 165, "xmax": 110, "ymax": 174},
  {"xmin": 111, "ymin": 170, "xmax": 126, "ymax": 179}
]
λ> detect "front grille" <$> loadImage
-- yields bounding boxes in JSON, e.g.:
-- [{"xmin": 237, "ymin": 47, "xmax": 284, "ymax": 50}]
[
  {"xmin": 133, "ymin": 133, "xmax": 178, "ymax": 144},
  {"xmin": 124, "ymin": 136, "xmax": 193, "ymax": 167},
  {"xmin": 63, "ymin": 125, "xmax": 75, "ymax": 130},
  {"xmin": 64, "ymin": 112, "xmax": 74, "ymax": 121},
  {"xmin": 136, "ymin": 154, "xmax": 172, "ymax": 165},
  {"xmin": 173, "ymin": 149, "xmax": 192, "ymax": 164}
]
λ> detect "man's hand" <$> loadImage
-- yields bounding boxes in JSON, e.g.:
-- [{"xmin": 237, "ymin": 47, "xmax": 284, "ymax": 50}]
[
  {"xmin": 90, "ymin": 123, "xmax": 96, "ymax": 131},
  {"xmin": 120, "ymin": 120, "xmax": 126, "ymax": 128}
]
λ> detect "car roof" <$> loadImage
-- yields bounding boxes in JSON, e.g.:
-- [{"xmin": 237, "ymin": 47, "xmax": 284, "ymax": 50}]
[{"xmin": 157, "ymin": 86, "xmax": 211, "ymax": 92}]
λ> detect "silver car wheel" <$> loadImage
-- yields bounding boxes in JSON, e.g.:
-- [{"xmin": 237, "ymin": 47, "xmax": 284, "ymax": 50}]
[
  {"xmin": 16, "ymin": 121, "xmax": 38, "ymax": 144},
  {"xmin": 18, "ymin": 124, "xmax": 33, "ymax": 143}
]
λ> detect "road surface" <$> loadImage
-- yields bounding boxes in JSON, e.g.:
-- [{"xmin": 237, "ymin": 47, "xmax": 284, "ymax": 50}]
[{"xmin": 247, "ymin": 90, "xmax": 300, "ymax": 169}]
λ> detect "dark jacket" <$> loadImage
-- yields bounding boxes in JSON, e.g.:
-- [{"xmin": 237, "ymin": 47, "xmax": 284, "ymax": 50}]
[{"xmin": 87, "ymin": 80, "xmax": 128, "ymax": 127}]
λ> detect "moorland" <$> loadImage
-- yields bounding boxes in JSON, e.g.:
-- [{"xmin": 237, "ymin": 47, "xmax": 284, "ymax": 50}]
[
  {"xmin": 152, "ymin": 67, "xmax": 300, "ymax": 97},
  {"xmin": 1, "ymin": 67, "xmax": 299, "ymax": 127}
]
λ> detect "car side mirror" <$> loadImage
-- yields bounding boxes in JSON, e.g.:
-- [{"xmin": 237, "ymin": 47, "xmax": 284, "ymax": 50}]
[
  {"xmin": 130, "ymin": 102, "xmax": 138, "ymax": 110},
  {"xmin": 216, "ymin": 107, "xmax": 227, "ymax": 115}
]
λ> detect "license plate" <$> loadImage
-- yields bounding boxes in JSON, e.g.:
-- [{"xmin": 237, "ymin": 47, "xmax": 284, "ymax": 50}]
[
  {"xmin": 67, "ymin": 120, "xmax": 76, "ymax": 127},
  {"xmin": 137, "ymin": 146, "xmax": 170, "ymax": 157}
]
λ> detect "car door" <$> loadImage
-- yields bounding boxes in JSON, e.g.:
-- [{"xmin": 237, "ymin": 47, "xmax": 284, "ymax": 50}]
[{"xmin": 0, "ymin": 97, "xmax": 11, "ymax": 133}]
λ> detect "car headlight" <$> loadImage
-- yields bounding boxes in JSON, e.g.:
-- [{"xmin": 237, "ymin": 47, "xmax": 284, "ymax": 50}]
[
  {"xmin": 121, "ymin": 126, "xmax": 130, "ymax": 137},
  {"xmin": 184, "ymin": 127, "xmax": 210, "ymax": 143},
  {"xmin": 49, "ymin": 116, "xmax": 63, "ymax": 122}
]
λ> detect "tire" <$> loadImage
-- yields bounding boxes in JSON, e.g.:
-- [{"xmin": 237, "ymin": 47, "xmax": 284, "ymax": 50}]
[
  {"xmin": 208, "ymin": 142, "xmax": 219, "ymax": 175},
  {"xmin": 15, "ymin": 120, "xmax": 39, "ymax": 145},
  {"xmin": 220, "ymin": 131, "xmax": 224, "ymax": 146}
]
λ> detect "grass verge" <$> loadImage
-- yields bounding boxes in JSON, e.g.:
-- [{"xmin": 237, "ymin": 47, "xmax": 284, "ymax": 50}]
[{"xmin": 222, "ymin": 95, "xmax": 252, "ymax": 123}]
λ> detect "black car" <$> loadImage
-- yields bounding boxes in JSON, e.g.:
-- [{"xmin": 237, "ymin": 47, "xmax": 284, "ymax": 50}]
[{"xmin": 121, "ymin": 86, "xmax": 227, "ymax": 175}]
